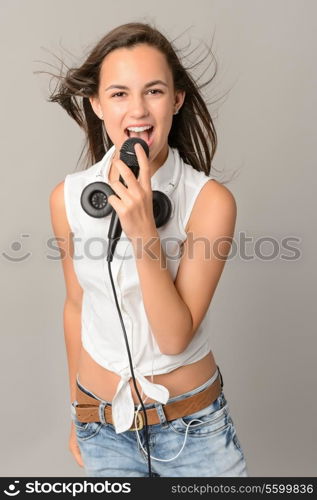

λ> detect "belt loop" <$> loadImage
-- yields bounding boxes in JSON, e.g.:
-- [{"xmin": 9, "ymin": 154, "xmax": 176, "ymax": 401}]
[
  {"xmin": 155, "ymin": 403, "xmax": 168, "ymax": 428},
  {"xmin": 98, "ymin": 402, "xmax": 107, "ymax": 425},
  {"xmin": 217, "ymin": 365, "xmax": 224, "ymax": 388}
]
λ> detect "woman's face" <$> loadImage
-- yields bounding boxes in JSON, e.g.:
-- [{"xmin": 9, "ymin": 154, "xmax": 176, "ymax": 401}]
[{"xmin": 90, "ymin": 44, "xmax": 185, "ymax": 169}]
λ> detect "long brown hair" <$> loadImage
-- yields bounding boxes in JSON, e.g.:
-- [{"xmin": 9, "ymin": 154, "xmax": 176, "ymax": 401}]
[{"xmin": 37, "ymin": 22, "xmax": 231, "ymax": 180}]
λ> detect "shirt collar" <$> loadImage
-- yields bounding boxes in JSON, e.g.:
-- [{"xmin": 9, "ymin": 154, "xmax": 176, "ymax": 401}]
[{"xmin": 99, "ymin": 144, "xmax": 177, "ymax": 193}]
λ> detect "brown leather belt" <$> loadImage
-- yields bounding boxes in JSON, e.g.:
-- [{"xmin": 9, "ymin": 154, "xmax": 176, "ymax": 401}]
[{"xmin": 74, "ymin": 371, "xmax": 222, "ymax": 431}]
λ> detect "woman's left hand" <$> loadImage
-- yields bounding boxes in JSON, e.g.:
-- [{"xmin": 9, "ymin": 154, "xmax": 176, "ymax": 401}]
[{"xmin": 107, "ymin": 143, "xmax": 157, "ymax": 242}]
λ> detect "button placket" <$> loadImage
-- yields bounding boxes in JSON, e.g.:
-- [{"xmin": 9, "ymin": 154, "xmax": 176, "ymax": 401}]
[{"xmin": 117, "ymin": 263, "xmax": 134, "ymax": 355}]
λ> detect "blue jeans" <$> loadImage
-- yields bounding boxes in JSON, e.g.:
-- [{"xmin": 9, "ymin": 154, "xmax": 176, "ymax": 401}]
[{"xmin": 71, "ymin": 370, "xmax": 249, "ymax": 477}]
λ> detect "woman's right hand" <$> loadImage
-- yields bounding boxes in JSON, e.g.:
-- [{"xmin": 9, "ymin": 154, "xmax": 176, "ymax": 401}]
[{"xmin": 69, "ymin": 422, "xmax": 84, "ymax": 467}]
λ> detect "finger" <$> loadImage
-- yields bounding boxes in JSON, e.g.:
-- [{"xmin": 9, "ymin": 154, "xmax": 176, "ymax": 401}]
[
  {"xmin": 69, "ymin": 439, "xmax": 84, "ymax": 467},
  {"xmin": 73, "ymin": 450, "xmax": 84, "ymax": 467},
  {"xmin": 74, "ymin": 448, "xmax": 84, "ymax": 468},
  {"xmin": 72, "ymin": 449, "xmax": 84, "ymax": 467},
  {"xmin": 108, "ymin": 180, "xmax": 133, "ymax": 206},
  {"xmin": 134, "ymin": 143, "xmax": 151, "ymax": 190},
  {"xmin": 114, "ymin": 159, "xmax": 138, "ymax": 189},
  {"xmin": 107, "ymin": 192, "xmax": 122, "ymax": 213}
]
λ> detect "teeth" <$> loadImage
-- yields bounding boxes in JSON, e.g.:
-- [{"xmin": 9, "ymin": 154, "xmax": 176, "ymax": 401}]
[{"xmin": 127, "ymin": 125, "xmax": 152, "ymax": 132}]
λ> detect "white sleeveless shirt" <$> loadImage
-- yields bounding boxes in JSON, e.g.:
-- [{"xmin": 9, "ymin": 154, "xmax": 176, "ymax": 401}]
[{"xmin": 64, "ymin": 145, "xmax": 214, "ymax": 433}]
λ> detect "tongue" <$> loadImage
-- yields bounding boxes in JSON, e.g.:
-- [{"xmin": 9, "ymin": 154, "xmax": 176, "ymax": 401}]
[{"xmin": 129, "ymin": 130, "xmax": 149, "ymax": 142}]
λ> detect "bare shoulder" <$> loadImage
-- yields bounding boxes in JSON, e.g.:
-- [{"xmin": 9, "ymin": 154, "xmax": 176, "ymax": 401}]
[
  {"xmin": 49, "ymin": 180, "xmax": 73, "ymax": 248},
  {"xmin": 50, "ymin": 180, "xmax": 65, "ymax": 212},
  {"xmin": 201, "ymin": 179, "xmax": 236, "ymax": 205},
  {"xmin": 186, "ymin": 179, "xmax": 237, "ymax": 233},
  {"xmin": 49, "ymin": 180, "xmax": 71, "ymax": 231}
]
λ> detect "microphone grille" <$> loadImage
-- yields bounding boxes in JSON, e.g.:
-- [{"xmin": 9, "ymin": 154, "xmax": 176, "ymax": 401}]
[{"xmin": 119, "ymin": 137, "xmax": 149, "ymax": 167}]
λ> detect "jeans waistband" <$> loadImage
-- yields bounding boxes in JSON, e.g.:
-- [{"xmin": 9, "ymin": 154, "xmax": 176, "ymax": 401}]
[{"xmin": 76, "ymin": 365, "xmax": 223, "ymax": 409}]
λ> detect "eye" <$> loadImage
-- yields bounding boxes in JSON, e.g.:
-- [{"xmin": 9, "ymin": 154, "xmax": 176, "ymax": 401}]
[
  {"xmin": 111, "ymin": 92, "xmax": 126, "ymax": 98},
  {"xmin": 147, "ymin": 89, "xmax": 163, "ymax": 95}
]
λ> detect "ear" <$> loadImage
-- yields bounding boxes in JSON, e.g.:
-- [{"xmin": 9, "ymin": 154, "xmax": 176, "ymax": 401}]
[
  {"xmin": 89, "ymin": 96, "xmax": 103, "ymax": 119},
  {"xmin": 174, "ymin": 89, "xmax": 186, "ymax": 111}
]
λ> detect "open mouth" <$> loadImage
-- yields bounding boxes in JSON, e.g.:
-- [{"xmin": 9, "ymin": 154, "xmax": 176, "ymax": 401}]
[{"xmin": 124, "ymin": 126, "xmax": 155, "ymax": 146}]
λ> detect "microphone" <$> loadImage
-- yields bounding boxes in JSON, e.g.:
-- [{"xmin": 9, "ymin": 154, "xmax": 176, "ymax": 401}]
[{"xmin": 107, "ymin": 137, "xmax": 150, "ymax": 262}]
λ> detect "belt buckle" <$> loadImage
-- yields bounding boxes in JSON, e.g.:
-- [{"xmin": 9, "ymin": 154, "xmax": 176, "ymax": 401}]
[{"xmin": 129, "ymin": 411, "xmax": 144, "ymax": 431}]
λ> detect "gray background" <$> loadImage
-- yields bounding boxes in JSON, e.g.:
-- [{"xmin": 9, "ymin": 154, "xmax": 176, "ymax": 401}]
[{"xmin": 0, "ymin": 0, "xmax": 315, "ymax": 476}]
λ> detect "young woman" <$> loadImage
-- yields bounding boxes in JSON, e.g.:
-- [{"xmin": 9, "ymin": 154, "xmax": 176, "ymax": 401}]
[{"xmin": 49, "ymin": 22, "xmax": 248, "ymax": 477}]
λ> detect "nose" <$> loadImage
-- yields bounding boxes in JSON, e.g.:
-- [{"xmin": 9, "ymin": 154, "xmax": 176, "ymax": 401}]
[{"xmin": 128, "ymin": 94, "xmax": 149, "ymax": 118}]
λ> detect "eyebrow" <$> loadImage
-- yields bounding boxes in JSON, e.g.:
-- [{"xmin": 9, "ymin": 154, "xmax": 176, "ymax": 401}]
[{"xmin": 105, "ymin": 80, "xmax": 168, "ymax": 92}]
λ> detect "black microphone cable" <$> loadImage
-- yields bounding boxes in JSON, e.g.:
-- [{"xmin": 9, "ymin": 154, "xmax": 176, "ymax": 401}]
[
  {"xmin": 105, "ymin": 138, "xmax": 153, "ymax": 477},
  {"xmin": 106, "ymin": 253, "xmax": 153, "ymax": 477}
]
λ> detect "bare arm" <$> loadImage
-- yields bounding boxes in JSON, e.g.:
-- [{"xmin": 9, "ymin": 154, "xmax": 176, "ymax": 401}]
[
  {"xmin": 131, "ymin": 180, "xmax": 237, "ymax": 356},
  {"xmin": 63, "ymin": 301, "xmax": 82, "ymax": 403},
  {"xmin": 49, "ymin": 181, "xmax": 83, "ymax": 403},
  {"xmin": 131, "ymin": 229, "xmax": 193, "ymax": 356}
]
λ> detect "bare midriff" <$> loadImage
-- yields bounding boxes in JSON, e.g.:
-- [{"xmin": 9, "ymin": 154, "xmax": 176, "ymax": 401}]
[{"xmin": 77, "ymin": 347, "xmax": 218, "ymax": 404}]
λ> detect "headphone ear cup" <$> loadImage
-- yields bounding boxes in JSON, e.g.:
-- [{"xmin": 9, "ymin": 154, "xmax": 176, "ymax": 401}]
[
  {"xmin": 152, "ymin": 190, "xmax": 172, "ymax": 228},
  {"xmin": 81, "ymin": 182, "xmax": 115, "ymax": 218}
]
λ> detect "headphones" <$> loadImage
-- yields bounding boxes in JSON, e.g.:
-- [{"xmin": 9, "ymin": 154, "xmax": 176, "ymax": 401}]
[{"xmin": 80, "ymin": 137, "xmax": 180, "ymax": 228}]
